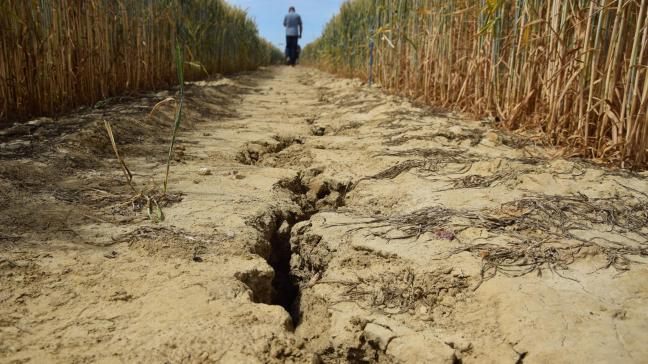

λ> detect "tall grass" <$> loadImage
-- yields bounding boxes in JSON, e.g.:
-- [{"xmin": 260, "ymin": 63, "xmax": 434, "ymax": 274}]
[
  {"xmin": 0, "ymin": 0, "xmax": 282, "ymax": 124},
  {"xmin": 304, "ymin": 0, "xmax": 648, "ymax": 167}
]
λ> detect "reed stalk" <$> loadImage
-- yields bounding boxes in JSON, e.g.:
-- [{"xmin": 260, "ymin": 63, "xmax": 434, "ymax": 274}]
[
  {"xmin": 0, "ymin": 0, "xmax": 283, "ymax": 125},
  {"xmin": 303, "ymin": 0, "xmax": 648, "ymax": 167}
]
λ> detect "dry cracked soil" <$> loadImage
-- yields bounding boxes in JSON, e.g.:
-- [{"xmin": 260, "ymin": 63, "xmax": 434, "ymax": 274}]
[{"xmin": 1, "ymin": 67, "xmax": 648, "ymax": 364}]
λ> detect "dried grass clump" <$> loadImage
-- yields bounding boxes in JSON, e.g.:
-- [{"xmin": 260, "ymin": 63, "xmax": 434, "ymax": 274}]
[
  {"xmin": 333, "ymin": 268, "xmax": 468, "ymax": 315},
  {"xmin": 304, "ymin": 0, "xmax": 648, "ymax": 167},
  {"xmin": 481, "ymin": 194, "xmax": 648, "ymax": 243},
  {"xmin": 329, "ymin": 193, "xmax": 648, "ymax": 283},
  {"xmin": 384, "ymin": 130, "xmax": 483, "ymax": 147},
  {"xmin": 356, "ymin": 148, "xmax": 481, "ymax": 183}
]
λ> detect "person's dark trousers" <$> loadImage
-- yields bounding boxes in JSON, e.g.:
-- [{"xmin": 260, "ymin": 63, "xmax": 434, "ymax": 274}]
[{"xmin": 286, "ymin": 36, "xmax": 299, "ymax": 66}]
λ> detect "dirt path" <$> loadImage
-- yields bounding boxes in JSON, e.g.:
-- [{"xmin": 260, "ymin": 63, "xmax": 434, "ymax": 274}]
[{"xmin": 1, "ymin": 67, "xmax": 648, "ymax": 363}]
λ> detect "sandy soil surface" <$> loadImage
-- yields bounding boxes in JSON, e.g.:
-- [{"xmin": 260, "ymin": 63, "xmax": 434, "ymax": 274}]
[{"xmin": 1, "ymin": 67, "xmax": 648, "ymax": 364}]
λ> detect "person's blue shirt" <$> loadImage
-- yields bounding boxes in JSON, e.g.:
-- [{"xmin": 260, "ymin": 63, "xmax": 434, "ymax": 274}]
[{"xmin": 284, "ymin": 12, "xmax": 302, "ymax": 37}]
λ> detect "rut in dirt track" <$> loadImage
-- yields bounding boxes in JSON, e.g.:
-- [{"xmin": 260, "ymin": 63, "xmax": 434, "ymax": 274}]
[
  {"xmin": 227, "ymin": 67, "xmax": 648, "ymax": 363},
  {"xmin": 2, "ymin": 66, "xmax": 648, "ymax": 364}
]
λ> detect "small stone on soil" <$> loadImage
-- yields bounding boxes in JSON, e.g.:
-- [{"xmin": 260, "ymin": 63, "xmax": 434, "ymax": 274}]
[
  {"xmin": 311, "ymin": 126, "xmax": 326, "ymax": 136},
  {"xmin": 198, "ymin": 168, "xmax": 212, "ymax": 176}
]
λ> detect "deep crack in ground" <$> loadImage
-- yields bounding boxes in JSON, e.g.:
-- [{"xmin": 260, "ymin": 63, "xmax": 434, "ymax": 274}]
[{"xmin": 2, "ymin": 66, "xmax": 648, "ymax": 363}]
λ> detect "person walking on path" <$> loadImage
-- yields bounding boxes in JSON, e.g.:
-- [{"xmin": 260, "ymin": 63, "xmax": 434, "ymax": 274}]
[{"xmin": 283, "ymin": 6, "xmax": 302, "ymax": 66}]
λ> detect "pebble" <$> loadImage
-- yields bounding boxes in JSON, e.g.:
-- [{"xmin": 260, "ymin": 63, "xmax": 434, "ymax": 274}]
[
  {"xmin": 311, "ymin": 126, "xmax": 325, "ymax": 136},
  {"xmin": 198, "ymin": 167, "xmax": 212, "ymax": 176},
  {"xmin": 278, "ymin": 221, "xmax": 291, "ymax": 237},
  {"xmin": 481, "ymin": 131, "xmax": 501, "ymax": 146}
]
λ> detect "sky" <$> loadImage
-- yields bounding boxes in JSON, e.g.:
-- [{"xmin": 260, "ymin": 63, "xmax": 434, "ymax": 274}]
[{"xmin": 225, "ymin": 0, "xmax": 346, "ymax": 48}]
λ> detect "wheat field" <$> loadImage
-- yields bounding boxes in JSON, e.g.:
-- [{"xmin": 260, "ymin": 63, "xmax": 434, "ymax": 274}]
[
  {"xmin": 0, "ymin": 0, "xmax": 282, "ymax": 124},
  {"xmin": 303, "ymin": 0, "xmax": 648, "ymax": 167}
]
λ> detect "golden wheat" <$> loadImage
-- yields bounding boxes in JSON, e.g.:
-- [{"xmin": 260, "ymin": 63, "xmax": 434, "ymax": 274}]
[
  {"xmin": 304, "ymin": 0, "xmax": 648, "ymax": 167},
  {"xmin": 0, "ymin": 0, "xmax": 282, "ymax": 124}
]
